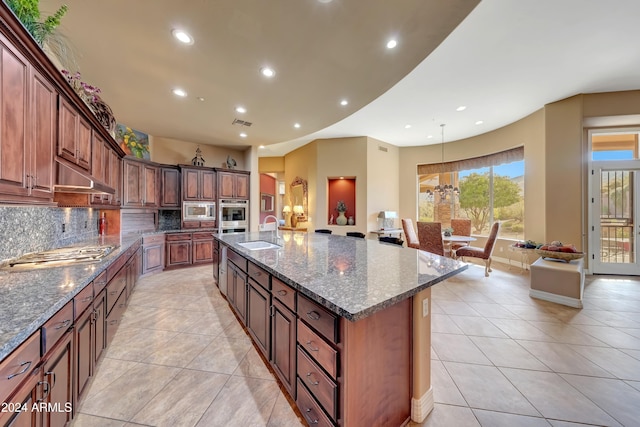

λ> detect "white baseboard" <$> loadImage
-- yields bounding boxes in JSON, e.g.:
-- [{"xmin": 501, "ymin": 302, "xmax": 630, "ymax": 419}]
[
  {"xmin": 530, "ymin": 289, "xmax": 583, "ymax": 308},
  {"xmin": 411, "ymin": 387, "xmax": 434, "ymax": 423}
]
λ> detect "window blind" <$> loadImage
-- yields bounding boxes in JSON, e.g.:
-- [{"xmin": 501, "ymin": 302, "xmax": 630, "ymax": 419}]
[{"xmin": 417, "ymin": 146, "xmax": 524, "ymax": 175}]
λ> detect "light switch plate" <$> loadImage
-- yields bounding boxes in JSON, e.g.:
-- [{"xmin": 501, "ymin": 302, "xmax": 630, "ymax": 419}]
[{"xmin": 422, "ymin": 298, "xmax": 429, "ymax": 317}]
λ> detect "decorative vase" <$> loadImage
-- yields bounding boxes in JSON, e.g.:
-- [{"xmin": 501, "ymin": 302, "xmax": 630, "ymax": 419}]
[
  {"xmin": 336, "ymin": 211, "xmax": 347, "ymax": 226},
  {"xmin": 347, "ymin": 216, "xmax": 354, "ymax": 225}
]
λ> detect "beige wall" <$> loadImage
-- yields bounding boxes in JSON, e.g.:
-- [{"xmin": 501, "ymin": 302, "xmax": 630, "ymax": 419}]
[
  {"xmin": 284, "ymin": 141, "xmax": 318, "ymax": 229},
  {"xmin": 151, "ymin": 136, "xmax": 247, "ymax": 170},
  {"xmin": 399, "ymin": 109, "xmax": 546, "ymax": 244},
  {"xmin": 367, "ymin": 137, "xmax": 400, "ymax": 232},
  {"xmin": 259, "ymin": 156, "xmax": 285, "ymax": 173}
]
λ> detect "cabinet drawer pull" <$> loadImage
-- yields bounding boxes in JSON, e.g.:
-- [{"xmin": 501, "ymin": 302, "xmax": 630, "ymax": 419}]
[
  {"xmin": 45, "ymin": 371, "xmax": 56, "ymax": 389},
  {"xmin": 55, "ymin": 319, "xmax": 72, "ymax": 330},
  {"xmin": 38, "ymin": 380, "xmax": 51, "ymax": 402},
  {"xmin": 277, "ymin": 290, "xmax": 287, "ymax": 296},
  {"xmin": 81, "ymin": 296, "xmax": 93, "ymax": 302},
  {"xmin": 7, "ymin": 361, "xmax": 32, "ymax": 379},
  {"xmin": 306, "ymin": 311, "xmax": 320, "ymax": 321},
  {"xmin": 305, "ymin": 340, "xmax": 319, "ymax": 352},
  {"xmin": 305, "ymin": 372, "xmax": 319, "ymax": 386},
  {"xmin": 109, "ymin": 290, "xmax": 117, "ymax": 295},
  {"xmin": 109, "ymin": 320, "xmax": 118, "ymax": 325},
  {"xmin": 305, "ymin": 408, "xmax": 319, "ymax": 424}
]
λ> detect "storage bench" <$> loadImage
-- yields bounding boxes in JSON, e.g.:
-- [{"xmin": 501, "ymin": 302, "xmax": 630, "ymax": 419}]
[{"xmin": 529, "ymin": 257, "xmax": 584, "ymax": 308}]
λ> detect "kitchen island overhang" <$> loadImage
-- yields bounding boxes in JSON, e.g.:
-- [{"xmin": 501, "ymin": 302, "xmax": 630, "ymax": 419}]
[{"xmin": 214, "ymin": 231, "xmax": 468, "ymax": 425}]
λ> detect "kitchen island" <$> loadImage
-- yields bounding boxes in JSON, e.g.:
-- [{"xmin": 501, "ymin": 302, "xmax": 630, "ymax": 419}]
[{"xmin": 215, "ymin": 231, "xmax": 467, "ymax": 426}]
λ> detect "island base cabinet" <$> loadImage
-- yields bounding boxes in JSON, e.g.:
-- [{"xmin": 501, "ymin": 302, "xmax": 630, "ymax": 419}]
[
  {"xmin": 270, "ymin": 299, "xmax": 296, "ymax": 398},
  {"xmin": 246, "ymin": 279, "xmax": 270, "ymax": 359},
  {"xmin": 296, "ymin": 378, "xmax": 333, "ymax": 427}
]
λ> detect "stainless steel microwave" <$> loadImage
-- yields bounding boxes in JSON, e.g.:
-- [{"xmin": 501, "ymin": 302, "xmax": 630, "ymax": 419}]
[{"xmin": 183, "ymin": 201, "xmax": 215, "ymax": 221}]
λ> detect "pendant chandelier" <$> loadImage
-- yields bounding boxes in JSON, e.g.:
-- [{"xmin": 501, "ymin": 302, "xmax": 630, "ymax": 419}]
[{"xmin": 432, "ymin": 124, "xmax": 459, "ymax": 203}]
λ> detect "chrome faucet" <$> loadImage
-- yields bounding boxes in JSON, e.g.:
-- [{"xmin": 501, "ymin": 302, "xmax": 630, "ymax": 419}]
[{"xmin": 262, "ymin": 215, "xmax": 280, "ymax": 240}]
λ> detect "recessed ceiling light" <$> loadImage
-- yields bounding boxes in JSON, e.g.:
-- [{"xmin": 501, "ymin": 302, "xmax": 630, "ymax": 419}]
[
  {"xmin": 172, "ymin": 88, "xmax": 187, "ymax": 97},
  {"xmin": 171, "ymin": 29, "xmax": 194, "ymax": 45},
  {"xmin": 235, "ymin": 106, "xmax": 247, "ymax": 114},
  {"xmin": 475, "ymin": 120, "xmax": 484, "ymax": 125},
  {"xmin": 386, "ymin": 39, "xmax": 397, "ymax": 49},
  {"xmin": 340, "ymin": 99, "xmax": 348, "ymax": 106},
  {"xmin": 259, "ymin": 145, "xmax": 265, "ymax": 149},
  {"xmin": 294, "ymin": 123, "xmax": 301, "ymax": 128},
  {"xmin": 456, "ymin": 106, "xmax": 466, "ymax": 112},
  {"xmin": 239, "ymin": 133, "xmax": 247, "ymax": 138},
  {"xmin": 318, "ymin": 0, "xmax": 333, "ymax": 3},
  {"xmin": 260, "ymin": 67, "xmax": 276, "ymax": 78},
  {"xmin": 404, "ymin": 124, "xmax": 412, "ymax": 129},
  {"xmin": 427, "ymin": 135, "xmax": 433, "ymax": 139},
  {"xmin": 197, "ymin": 97, "xmax": 205, "ymax": 101}
]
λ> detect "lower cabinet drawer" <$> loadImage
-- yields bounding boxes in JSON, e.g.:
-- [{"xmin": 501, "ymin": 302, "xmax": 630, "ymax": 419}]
[
  {"xmin": 106, "ymin": 269, "xmax": 127, "ymax": 314},
  {"xmin": 74, "ymin": 283, "xmax": 94, "ymax": 320},
  {"xmin": 296, "ymin": 378, "xmax": 335, "ymax": 427},
  {"xmin": 0, "ymin": 331, "xmax": 40, "ymax": 404},
  {"xmin": 297, "ymin": 346, "xmax": 337, "ymax": 421},
  {"xmin": 105, "ymin": 290, "xmax": 127, "ymax": 347},
  {"xmin": 41, "ymin": 300, "xmax": 74, "ymax": 355},
  {"xmin": 298, "ymin": 295, "xmax": 338, "ymax": 344},
  {"xmin": 297, "ymin": 320, "xmax": 337, "ymax": 379}
]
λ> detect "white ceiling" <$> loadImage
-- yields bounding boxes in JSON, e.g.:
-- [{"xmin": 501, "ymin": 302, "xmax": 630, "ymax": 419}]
[{"xmin": 39, "ymin": 0, "xmax": 640, "ymax": 157}]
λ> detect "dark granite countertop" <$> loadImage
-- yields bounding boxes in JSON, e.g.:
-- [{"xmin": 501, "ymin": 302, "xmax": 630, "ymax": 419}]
[
  {"xmin": 215, "ymin": 231, "xmax": 468, "ymax": 321},
  {"xmin": 0, "ymin": 235, "xmax": 142, "ymax": 360}
]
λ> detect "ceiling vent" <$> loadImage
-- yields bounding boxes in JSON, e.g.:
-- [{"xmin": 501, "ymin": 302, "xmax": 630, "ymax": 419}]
[
  {"xmin": 378, "ymin": 145, "xmax": 388, "ymax": 152},
  {"xmin": 232, "ymin": 118, "xmax": 252, "ymax": 127}
]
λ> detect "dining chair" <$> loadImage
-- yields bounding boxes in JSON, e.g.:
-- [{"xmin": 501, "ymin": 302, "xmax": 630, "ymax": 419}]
[
  {"xmin": 401, "ymin": 218, "xmax": 420, "ymax": 249},
  {"xmin": 379, "ymin": 236, "xmax": 404, "ymax": 246},
  {"xmin": 346, "ymin": 232, "xmax": 366, "ymax": 238},
  {"xmin": 454, "ymin": 222, "xmax": 501, "ymax": 277},
  {"xmin": 450, "ymin": 218, "xmax": 472, "ymax": 252},
  {"xmin": 315, "ymin": 229, "xmax": 332, "ymax": 234},
  {"xmin": 417, "ymin": 222, "xmax": 445, "ymax": 256}
]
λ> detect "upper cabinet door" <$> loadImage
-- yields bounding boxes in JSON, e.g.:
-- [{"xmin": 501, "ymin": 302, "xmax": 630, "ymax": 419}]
[
  {"xmin": 235, "ymin": 174, "xmax": 249, "ymax": 199},
  {"xmin": 91, "ymin": 131, "xmax": 106, "ymax": 184},
  {"xmin": 0, "ymin": 35, "xmax": 29, "ymax": 199},
  {"xmin": 143, "ymin": 164, "xmax": 158, "ymax": 207},
  {"xmin": 122, "ymin": 159, "xmax": 142, "ymax": 207},
  {"xmin": 201, "ymin": 170, "xmax": 216, "ymax": 201},
  {"xmin": 183, "ymin": 168, "xmax": 200, "ymax": 200},
  {"xmin": 57, "ymin": 97, "xmax": 92, "ymax": 171},
  {"xmin": 160, "ymin": 167, "xmax": 180, "ymax": 208},
  {"xmin": 218, "ymin": 172, "xmax": 235, "ymax": 198},
  {"xmin": 30, "ymin": 70, "xmax": 56, "ymax": 198}
]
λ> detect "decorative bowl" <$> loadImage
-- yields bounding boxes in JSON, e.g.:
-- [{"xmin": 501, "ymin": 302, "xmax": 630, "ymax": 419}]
[{"xmin": 535, "ymin": 249, "xmax": 584, "ymax": 262}]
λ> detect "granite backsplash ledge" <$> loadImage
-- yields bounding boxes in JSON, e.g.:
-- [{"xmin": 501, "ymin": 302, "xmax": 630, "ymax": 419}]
[{"xmin": 0, "ymin": 207, "xmax": 99, "ymax": 261}]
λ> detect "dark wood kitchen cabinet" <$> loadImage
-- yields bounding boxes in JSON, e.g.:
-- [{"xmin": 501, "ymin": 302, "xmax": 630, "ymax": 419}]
[
  {"xmin": 226, "ymin": 254, "xmax": 248, "ymax": 325},
  {"xmin": 160, "ymin": 167, "xmax": 181, "ymax": 208},
  {"xmin": 181, "ymin": 166, "xmax": 216, "ymax": 201},
  {"xmin": 217, "ymin": 170, "xmax": 249, "ymax": 199},
  {"xmin": 192, "ymin": 232, "xmax": 214, "ymax": 264},
  {"xmin": 122, "ymin": 158, "xmax": 158, "ymax": 208},
  {"xmin": 0, "ymin": 33, "xmax": 55, "ymax": 205},
  {"xmin": 165, "ymin": 232, "xmax": 192, "ymax": 268},
  {"xmin": 41, "ymin": 330, "xmax": 73, "ymax": 427},
  {"xmin": 143, "ymin": 234, "xmax": 165, "ymax": 275},
  {"xmin": 58, "ymin": 96, "xmax": 92, "ymax": 172},
  {"xmin": 212, "ymin": 240, "xmax": 220, "ymax": 284},
  {"xmin": 247, "ymin": 277, "xmax": 271, "ymax": 359},
  {"xmin": 270, "ymin": 279, "xmax": 297, "ymax": 397}
]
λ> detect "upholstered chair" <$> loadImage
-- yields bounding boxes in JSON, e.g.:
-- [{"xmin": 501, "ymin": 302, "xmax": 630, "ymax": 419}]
[
  {"xmin": 417, "ymin": 222, "xmax": 445, "ymax": 256},
  {"xmin": 401, "ymin": 218, "xmax": 420, "ymax": 249},
  {"xmin": 450, "ymin": 218, "xmax": 472, "ymax": 252},
  {"xmin": 454, "ymin": 222, "xmax": 501, "ymax": 277}
]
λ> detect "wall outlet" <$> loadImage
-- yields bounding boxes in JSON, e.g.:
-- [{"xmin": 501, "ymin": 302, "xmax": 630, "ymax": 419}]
[
  {"xmin": 422, "ymin": 298, "xmax": 429, "ymax": 317},
  {"xmin": 62, "ymin": 223, "xmax": 66, "ymax": 233},
  {"xmin": 84, "ymin": 221, "xmax": 87, "ymax": 229}
]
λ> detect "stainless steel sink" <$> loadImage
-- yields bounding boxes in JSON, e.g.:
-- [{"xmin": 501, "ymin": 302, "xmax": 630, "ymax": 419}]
[{"xmin": 237, "ymin": 241, "xmax": 281, "ymax": 251}]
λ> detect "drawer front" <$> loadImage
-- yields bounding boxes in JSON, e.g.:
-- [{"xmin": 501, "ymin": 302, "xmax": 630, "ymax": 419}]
[
  {"xmin": 199, "ymin": 220, "xmax": 216, "ymax": 228},
  {"xmin": 0, "ymin": 332, "xmax": 40, "ymax": 404},
  {"xmin": 272, "ymin": 277, "xmax": 295, "ymax": 311},
  {"xmin": 296, "ymin": 378, "xmax": 335, "ymax": 427},
  {"xmin": 166, "ymin": 232, "xmax": 192, "ymax": 241},
  {"xmin": 106, "ymin": 268, "xmax": 127, "ymax": 314},
  {"xmin": 105, "ymin": 291, "xmax": 127, "ymax": 347},
  {"xmin": 297, "ymin": 320, "xmax": 337, "ymax": 378},
  {"xmin": 298, "ymin": 296, "xmax": 338, "ymax": 344},
  {"xmin": 297, "ymin": 346, "xmax": 337, "ymax": 421},
  {"xmin": 182, "ymin": 221, "xmax": 200, "ymax": 229},
  {"xmin": 143, "ymin": 234, "xmax": 165, "ymax": 245},
  {"xmin": 227, "ymin": 249, "xmax": 247, "ymax": 272},
  {"xmin": 192, "ymin": 232, "xmax": 213, "ymax": 240},
  {"xmin": 93, "ymin": 270, "xmax": 108, "ymax": 294},
  {"xmin": 41, "ymin": 300, "xmax": 74, "ymax": 355},
  {"xmin": 248, "ymin": 262, "xmax": 269, "ymax": 290},
  {"xmin": 74, "ymin": 283, "xmax": 94, "ymax": 320}
]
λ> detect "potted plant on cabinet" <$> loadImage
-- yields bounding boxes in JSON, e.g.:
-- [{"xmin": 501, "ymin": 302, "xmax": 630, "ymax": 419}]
[{"xmin": 335, "ymin": 200, "xmax": 348, "ymax": 226}]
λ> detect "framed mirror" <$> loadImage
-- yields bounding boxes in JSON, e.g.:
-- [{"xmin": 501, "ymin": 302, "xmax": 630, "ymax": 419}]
[
  {"xmin": 290, "ymin": 176, "xmax": 308, "ymax": 222},
  {"xmin": 260, "ymin": 193, "xmax": 274, "ymax": 212}
]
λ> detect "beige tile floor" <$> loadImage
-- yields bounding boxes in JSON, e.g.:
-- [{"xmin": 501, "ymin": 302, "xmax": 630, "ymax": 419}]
[{"xmin": 70, "ymin": 262, "xmax": 640, "ymax": 427}]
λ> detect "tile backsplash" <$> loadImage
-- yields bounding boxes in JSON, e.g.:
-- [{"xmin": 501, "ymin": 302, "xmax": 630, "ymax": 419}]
[{"xmin": 0, "ymin": 207, "xmax": 99, "ymax": 261}]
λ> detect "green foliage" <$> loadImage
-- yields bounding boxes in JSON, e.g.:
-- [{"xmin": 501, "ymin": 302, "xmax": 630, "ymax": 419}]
[
  {"xmin": 6, "ymin": 0, "xmax": 68, "ymax": 46},
  {"xmin": 459, "ymin": 172, "xmax": 521, "ymax": 233}
]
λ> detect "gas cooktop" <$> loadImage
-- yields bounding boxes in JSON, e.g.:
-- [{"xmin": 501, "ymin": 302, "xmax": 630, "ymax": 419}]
[{"xmin": 4, "ymin": 245, "xmax": 117, "ymax": 271}]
